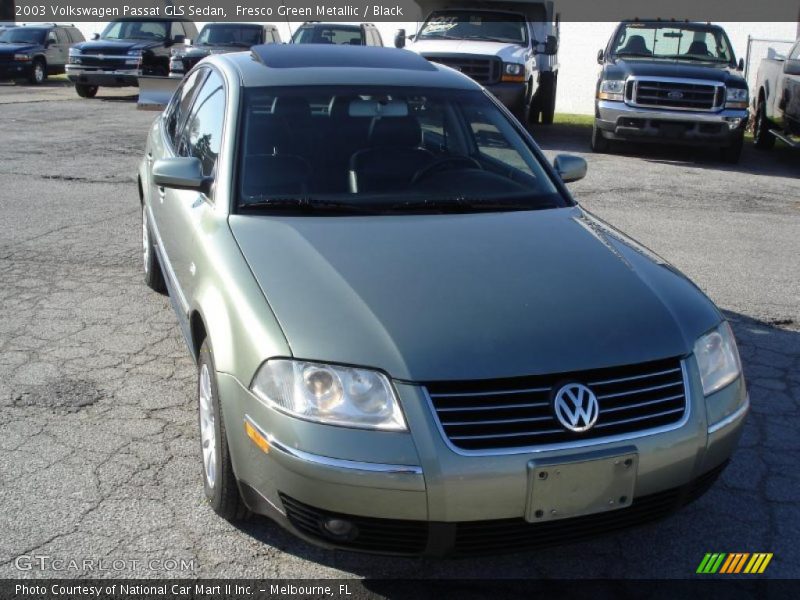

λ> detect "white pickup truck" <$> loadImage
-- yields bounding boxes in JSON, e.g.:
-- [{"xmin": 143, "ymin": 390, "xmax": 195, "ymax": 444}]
[
  {"xmin": 396, "ymin": 0, "xmax": 559, "ymax": 124},
  {"xmin": 752, "ymin": 39, "xmax": 800, "ymax": 149}
]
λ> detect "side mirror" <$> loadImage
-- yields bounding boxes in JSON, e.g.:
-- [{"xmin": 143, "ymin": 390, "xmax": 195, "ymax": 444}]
[
  {"xmin": 46, "ymin": 34, "xmax": 57, "ymax": 46},
  {"xmin": 152, "ymin": 157, "xmax": 213, "ymax": 194},
  {"xmin": 394, "ymin": 28, "xmax": 406, "ymax": 49},
  {"xmin": 92, "ymin": 33, "xmax": 99, "ymax": 41},
  {"xmin": 173, "ymin": 34, "xmax": 186, "ymax": 45},
  {"xmin": 184, "ymin": 38, "xmax": 192, "ymax": 47},
  {"xmin": 544, "ymin": 35, "xmax": 558, "ymax": 55},
  {"xmin": 737, "ymin": 57, "xmax": 744, "ymax": 71},
  {"xmin": 553, "ymin": 154, "xmax": 587, "ymax": 183},
  {"xmin": 597, "ymin": 49, "xmax": 604, "ymax": 64}
]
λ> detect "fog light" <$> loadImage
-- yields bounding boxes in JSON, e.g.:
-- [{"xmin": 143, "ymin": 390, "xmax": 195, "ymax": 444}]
[{"xmin": 322, "ymin": 518, "xmax": 357, "ymax": 540}]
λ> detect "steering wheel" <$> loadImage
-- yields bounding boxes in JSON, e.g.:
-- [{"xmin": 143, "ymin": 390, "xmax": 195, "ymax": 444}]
[{"xmin": 411, "ymin": 156, "xmax": 483, "ymax": 185}]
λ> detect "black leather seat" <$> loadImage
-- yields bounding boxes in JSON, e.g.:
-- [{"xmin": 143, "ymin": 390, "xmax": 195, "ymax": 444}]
[
  {"xmin": 349, "ymin": 116, "xmax": 433, "ymax": 193},
  {"xmin": 686, "ymin": 40, "xmax": 711, "ymax": 56},
  {"xmin": 619, "ymin": 35, "xmax": 651, "ymax": 55}
]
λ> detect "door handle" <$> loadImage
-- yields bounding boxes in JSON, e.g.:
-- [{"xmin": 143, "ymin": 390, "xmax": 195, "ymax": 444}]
[
  {"xmin": 146, "ymin": 152, "xmax": 154, "ymax": 164},
  {"xmin": 158, "ymin": 187, "xmax": 166, "ymax": 203}
]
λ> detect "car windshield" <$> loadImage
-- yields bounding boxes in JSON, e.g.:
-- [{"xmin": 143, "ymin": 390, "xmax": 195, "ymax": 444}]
[
  {"xmin": 237, "ymin": 86, "xmax": 564, "ymax": 214},
  {"xmin": 291, "ymin": 25, "xmax": 363, "ymax": 45},
  {"xmin": 610, "ymin": 23, "xmax": 735, "ymax": 64},
  {"xmin": 417, "ymin": 11, "xmax": 527, "ymax": 45},
  {"xmin": 196, "ymin": 25, "xmax": 260, "ymax": 47},
  {"xmin": 0, "ymin": 28, "xmax": 45, "ymax": 45},
  {"xmin": 101, "ymin": 20, "xmax": 168, "ymax": 41}
]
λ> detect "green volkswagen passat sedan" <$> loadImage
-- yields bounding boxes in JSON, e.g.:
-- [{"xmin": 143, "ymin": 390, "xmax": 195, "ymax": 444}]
[{"xmin": 138, "ymin": 45, "xmax": 748, "ymax": 556}]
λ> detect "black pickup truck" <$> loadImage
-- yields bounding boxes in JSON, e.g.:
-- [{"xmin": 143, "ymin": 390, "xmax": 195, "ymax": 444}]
[
  {"xmin": 66, "ymin": 17, "xmax": 198, "ymax": 98},
  {"xmin": 593, "ymin": 21, "xmax": 750, "ymax": 163}
]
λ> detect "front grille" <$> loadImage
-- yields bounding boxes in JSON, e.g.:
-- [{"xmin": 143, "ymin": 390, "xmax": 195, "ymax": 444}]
[
  {"xmin": 453, "ymin": 462, "xmax": 728, "ymax": 557},
  {"xmin": 78, "ymin": 56, "xmax": 128, "ymax": 70},
  {"xmin": 426, "ymin": 357, "xmax": 687, "ymax": 452},
  {"xmin": 180, "ymin": 55, "xmax": 205, "ymax": 71},
  {"xmin": 422, "ymin": 54, "xmax": 501, "ymax": 85},
  {"xmin": 280, "ymin": 494, "xmax": 429, "ymax": 555},
  {"xmin": 632, "ymin": 79, "xmax": 721, "ymax": 111}
]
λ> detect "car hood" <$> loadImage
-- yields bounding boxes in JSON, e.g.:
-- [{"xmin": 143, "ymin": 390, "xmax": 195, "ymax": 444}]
[
  {"xmin": 605, "ymin": 58, "xmax": 746, "ymax": 86},
  {"xmin": 408, "ymin": 38, "xmax": 528, "ymax": 63},
  {"xmin": 229, "ymin": 207, "xmax": 720, "ymax": 382},
  {"xmin": 0, "ymin": 43, "xmax": 39, "ymax": 54},
  {"xmin": 72, "ymin": 39, "xmax": 161, "ymax": 54}
]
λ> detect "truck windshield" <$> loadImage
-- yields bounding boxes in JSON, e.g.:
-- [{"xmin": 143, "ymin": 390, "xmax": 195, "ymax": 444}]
[
  {"xmin": 236, "ymin": 86, "xmax": 565, "ymax": 214},
  {"xmin": 417, "ymin": 11, "xmax": 527, "ymax": 45},
  {"xmin": 611, "ymin": 23, "xmax": 735, "ymax": 64},
  {"xmin": 196, "ymin": 25, "xmax": 261, "ymax": 47},
  {"xmin": 292, "ymin": 25, "xmax": 362, "ymax": 45},
  {"xmin": 100, "ymin": 20, "xmax": 168, "ymax": 41},
  {"xmin": 0, "ymin": 28, "xmax": 45, "ymax": 45}
]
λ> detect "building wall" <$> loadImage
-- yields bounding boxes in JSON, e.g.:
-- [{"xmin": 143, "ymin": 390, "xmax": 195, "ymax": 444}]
[{"xmin": 73, "ymin": 20, "xmax": 798, "ymax": 115}]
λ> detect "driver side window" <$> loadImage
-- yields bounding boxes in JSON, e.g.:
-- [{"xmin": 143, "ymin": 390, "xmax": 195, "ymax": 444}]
[{"xmin": 165, "ymin": 68, "xmax": 207, "ymax": 148}]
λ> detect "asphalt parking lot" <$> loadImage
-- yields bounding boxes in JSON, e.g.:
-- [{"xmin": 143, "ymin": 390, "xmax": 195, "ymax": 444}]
[{"xmin": 0, "ymin": 81, "xmax": 798, "ymax": 580}]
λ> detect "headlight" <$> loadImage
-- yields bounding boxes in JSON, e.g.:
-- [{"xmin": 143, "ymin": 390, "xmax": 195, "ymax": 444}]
[
  {"xmin": 126, "ymin": 50, "xmax": 142, "ymax": 56},
  {"xmin": 125, "ymin": 52, "xmax": 142, "ymax": 66},
  {"xmin": 598, "ymin": 79, "xmax": 625, "ymax": 101},
  {"xmin": 250, "ymin": 359, "xmax": 407, "ymax": 431},
  {"xmin": 501, "ymin": 62, "xmax": 525, "ymax": 82},
  {"xmin": 693, "ymin": 322, "xmax": 742, "ymax": 396},
  {"xmin": 68, "ymin": 48, "xmax": 80, "ymax": 57},
  {"xmin": 725, "ymin": 87, "xmax": 748, "ymax": 108},
  {"xmin": 13, "ymin": 54, "xmax": 31, "ymax": 62}
]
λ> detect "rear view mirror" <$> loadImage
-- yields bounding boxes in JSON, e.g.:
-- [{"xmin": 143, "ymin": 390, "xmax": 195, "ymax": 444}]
[
  {"xmin": 597, "ymin": 49, "xmax": 604, "ymax": 64},
  {"xmin": 394, "ymin": 28, "xmax": 406, "ymax": 48},
  {"xmin": 92, "ymin": 33, "xmax": 99, "ymax": 40},
  {"xmin": 173, "ymin": 34, "xmax": 186, "ymax": 45},
  {"xmin": 553, "ymin": 154, "xmax": 587, "ymax": 183},
  {"xmin": 737, "ymin": 58, "xmax": 744, "ymax": 71},
  {"xmin": 544, "ymin": 35, "xmax": 558, "ymax": 55},
  {"xmin": 152, "ymin": 157, "xmax": 213, "ymax": 194},
  {"xmin": 349, "ymin": 98, "xmax": 408, "ymax": 118}
]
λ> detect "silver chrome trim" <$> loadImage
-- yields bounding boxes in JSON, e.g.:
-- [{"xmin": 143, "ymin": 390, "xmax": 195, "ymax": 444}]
[
  {"xmin": 429, "ymin": 386, "xmax": 550, "ymax": 398},
  {"xmin": 707, "ymin": 396, "xmax": 750, "ymax": 434},
  {"xmin": 627, "ymin": 75, "xmax": 724, "ymax": 112},
  {"xmin": 243, "ymin": 415, "xmax": 423, "ymax": 475},
  {"xmin": 424, "ymin": 359, "xmax": 693, "ymax": 456},
  {"xmin": 597, "ymin": 100, "xmax": 748, "ymax": 125}
]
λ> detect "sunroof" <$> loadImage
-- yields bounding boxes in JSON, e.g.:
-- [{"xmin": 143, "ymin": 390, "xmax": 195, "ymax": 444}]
[{"xmin": 251, "ymin": 44, "xmax": 437, "ymax": 71}]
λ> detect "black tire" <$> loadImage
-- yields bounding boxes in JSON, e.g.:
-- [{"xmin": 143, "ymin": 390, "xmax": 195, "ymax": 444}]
[
  {"xmin": 591, "ymin": 121, "xmax": 611, "ymax": 153},
  {"xmin": 539, "ymin": 72, "xmax": 557, "ymax": 125},
  {"xmin": 75, "ymin": 84, "xmax": 98, "ymax": 98},
  {"xmin": 720, "ymin": 134, "xmax": 744, "ymax": 164},
  {"xmin": 197, "ymin": 339, "xmax": 249, "ymax": 522},
  {"xmin": 142, "ymin": 205, "xmax": 167, "ymax": 294},
  {"xmin": 28, "ymin": 58, "xmax": 46, "ymax": 85},
  {"xmin": 753, "ymin": 100, "xmax": 775, "ymax": 150}
]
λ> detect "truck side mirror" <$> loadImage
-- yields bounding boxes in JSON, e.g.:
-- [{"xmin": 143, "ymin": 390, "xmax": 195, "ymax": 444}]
[
  {"xmin": 597, "ymin": 49, "xmax": 604, "ymax": 64},
  {"xmin": 737, "ymin": 58, "xmax": 744, "ymax": 71},
  {"xmin": 92, "ymin": 33, "xmax": 99, "ymax": 41},
  {"xmin": 544, "ymin": 35, "xmax": 558, "ymax": 55},
  {"xmin": 173, "ymin": 34, "xmax": 186, "ymax": 45},
  {"xmin": 394, "ymin": 29, "xmax": 406, "ymax": 49}
]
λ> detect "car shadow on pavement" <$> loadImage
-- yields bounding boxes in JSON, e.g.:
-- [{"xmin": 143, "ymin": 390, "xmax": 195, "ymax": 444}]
[
  {"xmin": 531, "ymin": 122, "xmax": 798, "ymax": 179},
  {"xmin": 232, "ymin": 311, "xmax": 799, "ymax": 579}
]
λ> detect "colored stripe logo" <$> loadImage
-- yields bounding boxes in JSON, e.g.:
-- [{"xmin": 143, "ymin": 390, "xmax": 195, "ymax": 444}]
[{"xmin": 696, "ymin": 553, "xmax": 773, "ymax": 574}]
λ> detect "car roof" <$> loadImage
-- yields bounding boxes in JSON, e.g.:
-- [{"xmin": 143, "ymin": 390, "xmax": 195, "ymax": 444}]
[{"xmin": 219, "ymin": 45, "xmax": 481, "ymax": 90}]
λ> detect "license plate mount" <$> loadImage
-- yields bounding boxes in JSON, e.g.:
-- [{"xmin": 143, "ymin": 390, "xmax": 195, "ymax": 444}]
[{"xmin": 525, "ymin": 449, "xmax": 638, "ymax": 523}]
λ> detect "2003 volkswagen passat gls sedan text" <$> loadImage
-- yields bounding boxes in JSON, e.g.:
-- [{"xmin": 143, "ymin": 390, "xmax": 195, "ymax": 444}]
[{"xmin": 138, "ymin": 45, "xmax": 748, "ymax": 556}]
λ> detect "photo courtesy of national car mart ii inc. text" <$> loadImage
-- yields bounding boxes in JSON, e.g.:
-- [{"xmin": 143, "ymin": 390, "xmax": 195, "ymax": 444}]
[{"xmin": 0, "ymin": 0, "xmax": 798, "ymax": 597}]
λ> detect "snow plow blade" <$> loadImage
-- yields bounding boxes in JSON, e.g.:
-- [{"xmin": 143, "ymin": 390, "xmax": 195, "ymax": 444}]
[{"xmin": 137, "ymin": 75, "xmax": 182, "ymax": 110}]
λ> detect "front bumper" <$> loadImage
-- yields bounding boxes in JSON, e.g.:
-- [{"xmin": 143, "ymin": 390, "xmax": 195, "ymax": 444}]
[
  {"xmin": 596, "ymin": 100, "xmax": 748, "ymax": 145},
  {"xmin": 66, "ymin": 65, "xmax": 140, "ymax": 87},
  {"xmin": 218, "ymin": 359, "xmax": 748, "ymax": 556},
  {"xmin": 0, "ymin": 61, "xmax": 32, "ymax": 79},
  {"xmin": 485, "ymin": 82, "xmax": 526, "ymax": 109}
]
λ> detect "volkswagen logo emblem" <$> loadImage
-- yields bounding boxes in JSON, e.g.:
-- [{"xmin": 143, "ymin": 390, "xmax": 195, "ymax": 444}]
[{"xmin": 553, "ymin": 383, "xmax": 599, "ymax": 432}]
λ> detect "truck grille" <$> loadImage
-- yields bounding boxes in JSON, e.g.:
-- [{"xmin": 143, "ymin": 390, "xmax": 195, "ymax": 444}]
[
  {"xmin": 78, "ymin": 56, "xmax": 128, "ymax": 70},
  {"xmin": 421, "ymin": 54, "xmax": 501, "ymax": 85},
  {"xmin": 630, "ymin": 78, "xmax": 722, "ymax": 111},
  {"xmin": 426, "ymin": 357, "xmax": 687, "ymax": 452}
]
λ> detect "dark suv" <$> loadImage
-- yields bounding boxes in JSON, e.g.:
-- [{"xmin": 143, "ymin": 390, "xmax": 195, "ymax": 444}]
[
  {"xmin": 66, "ymin": 17, "xmax": 198, "ymax": 98},
  {"xmin": 291, "ymin": 22, "xmax": 383, "ymax": 46},
  {"xmin": 170, "ymin": 23, "xmax": 281, "ymax": 76},
  {"xmin": 0, "ymin": 23, "xmax": 84, "ymax": 84}
]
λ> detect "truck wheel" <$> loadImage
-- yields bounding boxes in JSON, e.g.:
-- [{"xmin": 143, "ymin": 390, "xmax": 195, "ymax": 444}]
[
  {"xmin": 753, "ymin": 100, "xmax": 775, "ymax": 150},
  {"xmin": 28, "ymin": 58, "xmax": 46, "ymax": 85},
  {"xmin": 75, "ymin": 84, "xmax": 98, "ymax": 98},
  {"xmin": 197, "ymin": 338, "xmax": 249, "ymax": 522},
  {"xmin": 720, "ymin": 134, "xmax": 744, "ymax": 164},
  {"xmin": 142, "ymin": 206, "xmax": 167, "ymax": 294},
  {"xmin": 591, "ymin": 122, "xmax": 610, "ymax": 152},
  {"xmin": 540, "ymin": 72, "xmax": 557, "ymax": 125}
]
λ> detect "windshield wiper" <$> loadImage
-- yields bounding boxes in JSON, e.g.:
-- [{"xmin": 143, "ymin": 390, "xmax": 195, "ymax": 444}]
[
  {"xmin": 386, "ymin": 196, "xmax": 554, "ymax": 213},
  {"xmin": 615, "ymin": 52, "xmax": 653, "ymax": 58},
  {"xmin": 462, "ymin": 35, "xmax": 520, "ymax": 44},
  {"xmin": 661, "ymin": 54, "xmax": 728, "ymax": 63},
  {"xmin": 239, "ymin": 197, "xmax": 377, "ymax": 214}
]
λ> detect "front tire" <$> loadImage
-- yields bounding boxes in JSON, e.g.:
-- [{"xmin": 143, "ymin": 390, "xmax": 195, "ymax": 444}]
[
  {"xmin": 75, "ymin": 84, "xmax": 98, "ymax": 98},
  {"xmin": 753, "ymin": 100, "xmax": 775, "ymax": 150},
  {"xmin": 197, "ymin": 339, "xmax": 249, "ymax": 522},
  {"xmin": 591, "ymin": 121, "xmax": 611, "ymax": 152},
  {"xmin": 28, "ymin": 58, "xmax": 46, "ymax": 85},
  {"xmin": 720, "ymin": 134, "xmax": 744, "ymax": 164},
  {"xmin": 539, "ymin": 72, "xmax": 557, "ymax": 125},
  {"xmin": 142, "ymin": 205, "xmax": 166, "ymax": 294}
]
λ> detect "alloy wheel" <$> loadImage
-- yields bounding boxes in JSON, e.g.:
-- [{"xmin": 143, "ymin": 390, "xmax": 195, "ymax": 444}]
[{"xmin": 198, "ymin": 364, "xmax": 217, "ymax": 489}]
